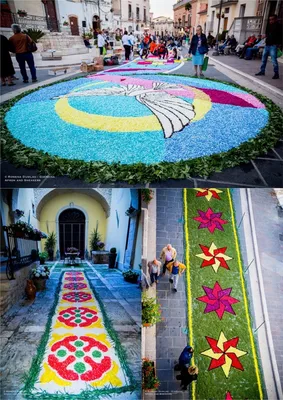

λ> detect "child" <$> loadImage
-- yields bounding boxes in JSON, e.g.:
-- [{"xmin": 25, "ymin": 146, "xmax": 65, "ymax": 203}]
[{"xmin": 158, "ymin": 41, "xmax": 169, "ymax": 59}]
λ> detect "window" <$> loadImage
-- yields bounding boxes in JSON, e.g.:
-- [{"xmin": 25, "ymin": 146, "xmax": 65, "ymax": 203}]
[
  {"xmin": 32, "ymin": 202, "xmax": 35, "ymax": 216},
  {"xmin": 128, "ymin": 4, "xmax": 132, "ymax": 19},
  {"xmin": 224, "ymin": 8, "xmax": 229, "ymax": 13},
  {"xmin": 239, "ymin": 4, "xmax": 246, "ymax": 18},
  {"xmin": 136, "ymin": 7, "xmax": 140, "ymax": 20},
  {"xmin": 144, "ymin": 8, "xmax": 146, "ymax": 22}
]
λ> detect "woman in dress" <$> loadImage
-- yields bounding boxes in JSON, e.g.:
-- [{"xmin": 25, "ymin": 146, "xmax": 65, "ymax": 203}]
[
  {"xmin": 0, "ymin": 34, "xmax": 16, "ymax": 86},
  {"xmin": 188, "ymin": 25, "xmax": 208, "ymax": 77}
]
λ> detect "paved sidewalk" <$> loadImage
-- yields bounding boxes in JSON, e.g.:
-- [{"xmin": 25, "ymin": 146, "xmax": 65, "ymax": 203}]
[
  {"xmin": 209, "ymin": 54, "xmax": 283, "ymax": 90},
  {"xmin": 155, "ymin": 189, "xmax": 188, "ymax": 400},
  {"xmin": 0, "ymin": 263, "xmax": 141, "ymax": 400},
  {"xmin": 250, "ymin": 189, "xmax": 283, "ymax": 386}
]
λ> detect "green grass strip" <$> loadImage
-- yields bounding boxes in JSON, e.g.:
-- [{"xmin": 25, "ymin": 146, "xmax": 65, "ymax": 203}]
[
  {"xmin": 183, "ymin": 189, "xmax": 263, "ymax": 400},
  {"xmin": 22, "ymin": 271, "xmax": 137, "ymax": 399},
  {"xmin": 1, "ymin": 74, "xmax": 282, "ymax": 184}
]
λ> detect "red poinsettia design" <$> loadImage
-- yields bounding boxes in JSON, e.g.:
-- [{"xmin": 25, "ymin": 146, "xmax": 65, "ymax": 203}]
[
  {"xmin": 64, "ymin": 282, "xmax": 88, "ymax": 290},
  {"xmin": 193, "ymin": 208, "xmax": 228, "ymax": 233},
  {"xmin": 195, "ymin": 188, "xmax": 223, "ymax": 201},
  {"xmin": 197, "ymin": 281, "xmax": 240, "ymax": 320},
  {"xmin": 201, "ymin": 332, "xmax": 247, "ymax": 378},
  {"xmin": 58, "ymin": 307, "xmax": 99, "ymax": 327},
  {"xmin": 196, "ymin": 243, "xmax": 232, "ymax": 273},
  {"xmin": 62, "ymin": 291, "xmax": 92, "ymax": 303},
  {"xmin": 48, "ymin": 335, "xmax": 111, "ymax": 381}
]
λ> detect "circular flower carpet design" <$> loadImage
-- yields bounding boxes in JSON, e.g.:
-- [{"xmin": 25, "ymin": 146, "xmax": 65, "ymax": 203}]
[{"xmin": 5, "ymin": 74, "xmax": 269, "ymax": 169}]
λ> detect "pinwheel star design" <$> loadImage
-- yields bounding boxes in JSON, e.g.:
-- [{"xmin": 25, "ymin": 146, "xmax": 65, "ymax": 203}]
[
  {"xmin": 196, "ymin": 243, "xmax": 232, "ymax": 273},
  {"xmin": 201, "ymin": 332, "xmax": 247, "ymax": 378},
  {"xmin": 194, "ymin": 188, "xmax": 223, "ymax": 201},
  {"xmin": 193, "ymin": 208, "xmax": 228, "ymax": 233},
  {"xmin": 197, "ymin": 281, "xmax": 240, "ymax": 320}
]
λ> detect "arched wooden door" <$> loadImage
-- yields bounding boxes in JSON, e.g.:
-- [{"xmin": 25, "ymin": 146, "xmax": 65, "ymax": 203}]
[
  {"xmin": 92, "ymin": 15, "xmax": 101, "ymax": 32},
  {"xmin": 69, "ymin": 16, "xmax": 79, "ymax": 36},
  {"xmin": 42, "ymin": 0, "xmax": 59, "ymax": 32},
  {"xmin": 59, "ymin": 209, "xmax": 85, "ymax": 258}
]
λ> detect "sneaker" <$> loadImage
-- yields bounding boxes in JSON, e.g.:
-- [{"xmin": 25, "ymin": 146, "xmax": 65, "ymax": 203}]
[
  {"xmin": 272, "ymin": 74, "xmax": 279, "ymax": 79},
  {"xmin": 169, "ymin": 278, "xmax": 173, "ymax": 284},
  {"xmin": 23, "ymin": 80, "xmax": 29, "ymax": 83},
  {"xmin": 255, "ymin": 71, "xmax": 265, "ymax": 76},
  {"xmin": 173, "ymin": 288, "xmax": 177, "ymax": 292},
  {"xmin": 32, "ymin": 79, "xmax": 38, "ymax": 83}
]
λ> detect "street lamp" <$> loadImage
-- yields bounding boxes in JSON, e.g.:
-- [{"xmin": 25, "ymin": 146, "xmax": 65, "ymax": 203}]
[{"xmin": 212, "ymin": 0, "xmax": 223, "ymax": 56}]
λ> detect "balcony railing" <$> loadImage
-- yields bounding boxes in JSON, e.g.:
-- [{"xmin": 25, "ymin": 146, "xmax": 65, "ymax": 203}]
[
  {"xmin": 173, "ymin": 0, "xmax": 191, "ymax": 10},
  {"xmin": 212, "ymin": 0, "xmax": 238, "ymax": 7},
  {"xmin": 0, "ymin": 10, "xmax": 49, "ymax": 30}
]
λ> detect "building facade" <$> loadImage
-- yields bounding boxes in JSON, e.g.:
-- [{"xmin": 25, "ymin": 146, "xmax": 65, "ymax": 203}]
[
  {"xmin": 110, "ymin": 0, "xmax": 150, "ymax": 33},
  {"xmin": 173, "ymin": 0, "xmax": 192, "ymax": 34},
  {"xmin": 0, "ymin": 0, "xmax": 114, "ymax": 38},
  {"xmin": 1, "ymin": 188, "xmax": 142, "ymax": 271},
  {"xmin": 152, "ymin": 16, "xmax": 174, "ymax": 36}
]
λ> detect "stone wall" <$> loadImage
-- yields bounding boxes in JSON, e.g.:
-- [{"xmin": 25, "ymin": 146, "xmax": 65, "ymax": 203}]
[
  {"xmin": 38, "ymin": 32, "xmax": 89, "ymax": 55},
  {"xmin": 0, "ymin": 262, "xmax": 37, "ymax": 316}
]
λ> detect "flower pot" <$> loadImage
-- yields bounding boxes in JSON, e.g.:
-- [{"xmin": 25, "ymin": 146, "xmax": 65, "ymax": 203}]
[
  {"xmin": 47, "ymin": 249, "xmax": 54, "ymax": 261},
  {"xmin": 15, "ymin": 231, "xmax": 24, "ymax": 238},
  {"xmin": 25, "ymin": 279, "xmax": 36, "ymax": 300},
  {"xmin": 143, "ymin": 323, "xmax": 152, "ymax": 328},
  {"xmin": 108, "ymin": 253, "xmax": 117, "ymax": 269},
  {"xmin": 33, "ymin": 277, "xmax": 47, "ymax": 291}
]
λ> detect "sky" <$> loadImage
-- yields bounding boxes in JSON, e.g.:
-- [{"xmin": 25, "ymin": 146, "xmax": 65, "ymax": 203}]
[{"xmin": 150, "ymin": 0, "xmax": 175, "ymax": 18}]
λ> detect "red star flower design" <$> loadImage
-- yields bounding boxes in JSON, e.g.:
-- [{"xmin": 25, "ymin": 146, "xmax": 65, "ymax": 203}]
[
  {"xmin": 195, "ymin": 188, "xmax": 223, "ymax": 201},
  {"xmin": 196, "ymin": 243, "xmax": 232, "ymax": 273},
  {"xmin": 201, "ymin": 332, "xmax": 247, "ymax": 377},
  {"xmin": 193, "ymin": 208, "xmax": 228, "ymax": 233},
  {"xmin": 197, "ymin": 281, "xmax": 240, "ymax": 320}
]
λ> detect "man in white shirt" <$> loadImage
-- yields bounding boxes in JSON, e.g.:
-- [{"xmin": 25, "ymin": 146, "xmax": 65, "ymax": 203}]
[
  {"xmin": 148, "ymin": 259, "xmax": 161, "ymax": 285},
  {"xmin": 122, "ymin": 30, "xmax": 132, "ymax": 61},
  {"xmin": 97, "ymin": 31, "xmax": 105, "ymax": 55}
]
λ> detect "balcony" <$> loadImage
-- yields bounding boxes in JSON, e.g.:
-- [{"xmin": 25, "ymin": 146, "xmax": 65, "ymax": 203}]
[
  {"xmin": 173, "ymin": 0, "xmax": 191, "ymax": 11},
  {"xmin": 1, "ymin": 10, "xmax": 49, "ymax": 30},
  {"xmin": 212, "ymin": 0, "xmax": 238, "ymax": 8}
]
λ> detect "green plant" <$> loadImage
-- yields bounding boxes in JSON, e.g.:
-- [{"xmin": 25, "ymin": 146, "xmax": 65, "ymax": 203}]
[
  {"xmin": 185, "ymin": 3, "xmax": 192, "ymax": 11},
  {"xmin": 31, "ymin": 265, "xmax": 50, "ymax": 279},
  {"xmin": 89, "ymin": 222, "xmax": 104, "ymax": 251},
  {"xmin": 44, "ymin": 232, "xmax": 56, "ymax": 253},
  {"xmin": 23, "ymin": 28, "xmax": 45, "ymax": 43},
  {"xmin": 110, "ymin": 247, "xmax": 117, "ymax": 254},
  {"xmin": 142, "ymin": 358, "xmax": 160, "ymax": 390},
  {"xmin": 39, "ymin": 251, "xmax": 48, "ymax": 265},
  {"xmin": 63, "ymin": 21, "xmax": 69, "ymax": 26},
  {"xmin": 142, "ymin": 293, "xmax": 162, "ymax": 326},
  {"xmin": 141, "ymin": 189, "xmax": 154, "ymax": 204}
]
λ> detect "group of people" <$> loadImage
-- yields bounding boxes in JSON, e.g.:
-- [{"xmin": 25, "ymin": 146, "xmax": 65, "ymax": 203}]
[
  {"xmin": 147, "ymin": 244, "xmax": 186, "ymax": 292},
  {"xmin": 1, "ymin": 24, "xmax": 37, "ymax": 86}
]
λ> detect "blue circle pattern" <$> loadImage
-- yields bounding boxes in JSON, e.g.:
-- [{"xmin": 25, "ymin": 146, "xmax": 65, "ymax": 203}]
[{"xmin": 5, "ymin": 75, "xmax": 269, "ymax": 165}]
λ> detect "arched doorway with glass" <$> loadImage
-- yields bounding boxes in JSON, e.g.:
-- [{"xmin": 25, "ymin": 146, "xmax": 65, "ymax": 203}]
[
  {"xmin": 93, "ymin": 15, "xmax": 101, "ymax": 32},
  {"xmin": 58, "ymin": 208, "xmax": 86, "ymax": 259}
]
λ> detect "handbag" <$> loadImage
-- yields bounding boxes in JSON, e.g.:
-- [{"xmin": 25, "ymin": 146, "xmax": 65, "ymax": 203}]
[
  {"xmin": 202, "ymin": 56, "xmax": 209, "ymax": 71},
  {"xmin": 26, "ymin": 35, "xmax": 37, "ymax": 53},
  {"xmin": 102, "ymin": 46, "xmax": 107, "ymax": 56}
]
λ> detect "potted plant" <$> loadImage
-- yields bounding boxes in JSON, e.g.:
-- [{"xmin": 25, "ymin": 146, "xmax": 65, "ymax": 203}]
[
  {"xmin": 90, "ymin": 224, "xmax": 104, "ymax": 251},
  {"xmin": 108, "ymin": 248, "xmax": 117, "ymax": 269},
  {"xmin": 142, "ymin": 293, "xmax": 162, "ymax": 327},
  {"xmin": 63, "ymin": 21, "xmax": 69, "ymax": 26},
  {"xmin": 17, "ymin": 9, "xmax": 27, "ymax": 17},
  {"xmin": 123, "ymin": 269, "xmax": 140, "ymax": 283},
  {"xmin": 142, "ymin": 358, "xmax": 160, "ymax": 391},
  {"xmin": 39, "ymin": 251, "xmax": 48, "ymax": 265},
  {"xmin": 31, "ymin": 265, "xmax": 50, "ymax": 291},
  {"xmin": 13, "ymin": 209, "xmax": 25, "ymax": 218},
  {"xmin": 44, "ymin": 232, "xmax": 56, "ymax": 261},
  {"xmin": 141, "ymin": 189, "xmax": 154, "ymax": 204}
]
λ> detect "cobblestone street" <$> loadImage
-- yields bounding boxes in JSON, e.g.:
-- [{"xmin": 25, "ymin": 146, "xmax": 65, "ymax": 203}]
[{"xmin": 0, "ymin": 263, "xmax": 141, "ymax": 400}]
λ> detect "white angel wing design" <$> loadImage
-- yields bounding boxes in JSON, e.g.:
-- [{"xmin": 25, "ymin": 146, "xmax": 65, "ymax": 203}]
[
  {"xmin": 137, "ymin": 92, "xmax": 195, "ymax": 138},
  {"xmin": 54, "ymin": 84, "xmax": 146, "ymax": 99}
]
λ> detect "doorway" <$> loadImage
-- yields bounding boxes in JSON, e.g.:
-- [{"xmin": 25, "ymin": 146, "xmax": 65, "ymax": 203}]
[
  {"xmin": 59, "ymin": 208, "xmax": 85, "ymax": 258},
  {"xmin": 42, "ymin": 0, "xmax": 59, "ymax": 32},
  {"xmin": 223, "ymin": 17, "xmax": 228, "ymax": 31},
  {"xmin": 92, "ymin": 15, "xmax": 101, "ymax": 32},
  {"xmin": 69, "ymin": 16, "xmax": 79, "ymax": 35}
]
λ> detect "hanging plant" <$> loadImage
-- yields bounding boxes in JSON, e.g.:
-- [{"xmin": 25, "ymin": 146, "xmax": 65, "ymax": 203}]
[
  {"xmin": 13, "ymin": 209, "xmax": 25, "ymax": 218},
  {"xmin": 141, "ymin": 189, "xmax": 154, "ymax": 204}
]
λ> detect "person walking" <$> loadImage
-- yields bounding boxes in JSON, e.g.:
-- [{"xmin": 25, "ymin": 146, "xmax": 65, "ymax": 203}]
[
  {"xmin": 122, "ymin": 31, "xmax": 132, "ymax": 61},
  {"xmin": 97, "ymin": 31, "xmax": 105, "ymax": 56},
  {"xmin": 256, "ymin": 14, "xmax": 282, "ymax": 79},
  {"xmin": 148, "ymin": 258, "xmax": 161, "ymax": 285},
  {"xmin": 160, "ymin": 244, "xmax": 177, "ymax": 276},
  {"xmin": 188, "ymin": 25, "xmax": 208, "ymax": 77},
  {"xmin": 9, "ymin": 24, "xmax": 37, "ymax": 83},
  {"xmin": 166, "ymin": 260, "xmax": 186, "ymax": 292},
  {"xmin": 0, "ymin": 34, "xmax": 16, "ymax": 86},
  {"xmin": 174, "ymin": 345, "xmax": 194, "ymax": 370},
  {"xmin": 176, "ymin": 365, "xmax": 198, "ymax": 391}
]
